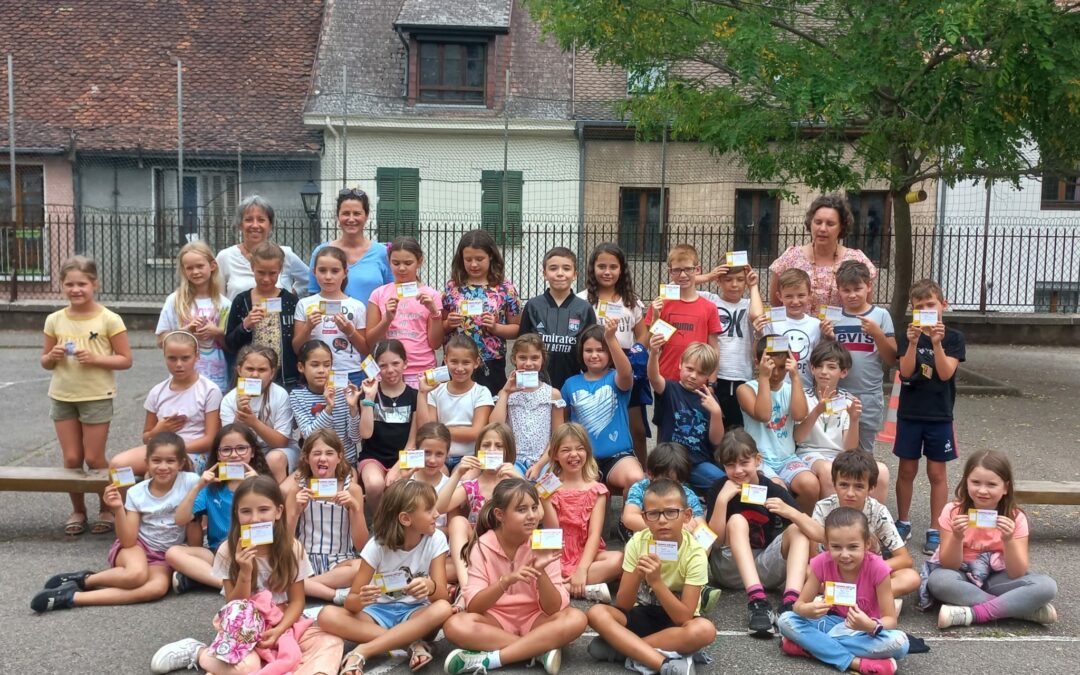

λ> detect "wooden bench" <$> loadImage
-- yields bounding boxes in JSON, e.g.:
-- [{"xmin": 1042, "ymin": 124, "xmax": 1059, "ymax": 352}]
[
  {"xmin": 0, "ymin": 466, "xmax": 111, "ymax": 493},
  {"xmin": 1014, "ymin": 480, "xmax": 1080, "ymax": 505}
]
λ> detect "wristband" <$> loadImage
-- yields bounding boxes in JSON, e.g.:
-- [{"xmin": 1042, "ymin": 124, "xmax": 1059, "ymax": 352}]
[
  {"xmin": 871, "ymin": 620, "xmax": 883, "ymax": 637},
  {"xmin": 361, "ymin": 400, "xmax": 377, "ymax": 407}
]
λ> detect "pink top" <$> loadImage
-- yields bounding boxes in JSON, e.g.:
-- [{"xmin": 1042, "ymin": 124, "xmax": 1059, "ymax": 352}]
[
  {"xmin": 809, "ymin": 550, "xmax": 891, "ymax": 619},
  {"xmin": 769, "ymin": 245, "xmax": 877, "ymax": 308},
  {"xmin": 550, "ymin": 482, "xmax": 608, "ymax": 578},
  {"xmin": 462, "ymin": 529, "xmax": 569, "ymax": 627},
  {"xmin": 368, "ymin": 282, "xmax": 441, "ymax": 377},
  {"xmin": 934, "ymin": 502, "xmax": 1029, "ymax": 563}
]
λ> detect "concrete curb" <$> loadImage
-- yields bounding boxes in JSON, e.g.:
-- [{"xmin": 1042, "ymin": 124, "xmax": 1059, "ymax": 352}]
[{"xmin": 957, "ymin": 365, "xmax": 1023, "ymax": 397}]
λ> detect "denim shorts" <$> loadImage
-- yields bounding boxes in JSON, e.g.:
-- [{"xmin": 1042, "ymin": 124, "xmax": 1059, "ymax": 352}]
[{"xmin": 363, "ymin": 600, "xmax": 426, "ymax": 629}]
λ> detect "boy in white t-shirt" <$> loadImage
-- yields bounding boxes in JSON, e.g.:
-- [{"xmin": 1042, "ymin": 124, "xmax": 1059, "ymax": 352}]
[{"xmin": 751, "ymin": 268, "xmax": 821, "ymax": 386}]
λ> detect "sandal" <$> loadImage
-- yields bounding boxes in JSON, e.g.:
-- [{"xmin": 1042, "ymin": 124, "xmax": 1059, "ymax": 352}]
[
  {"xmin": 64, "ymin": 513, "xmax": 87, "ymax": 536},
  {"xmin": 340, "ymin": 649, "xmax": 366, "ymax": 675},
  {"xmin": 90, "ymin": 511, "xmax": 115, "ymax": 535},
  {"xmin": 408, "ymin": 640, "xmax": 433, "ymax": 672}
]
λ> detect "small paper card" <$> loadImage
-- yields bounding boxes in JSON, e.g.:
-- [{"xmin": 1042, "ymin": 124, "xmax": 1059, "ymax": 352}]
[
  {"xmin": 263, "ymin": 297, "xmax": 282, "ymax": 313},
  {"xmin": 396, "ymin": 282, "xmax": 419, "ymax": 299},
  {"xmin": 329, "ymin": 370, "xmax": 349, "ymax": 389},
  {"xmin": 460, "ymin": 299, "xmax": 485, "ymax": 316},
  {"xmin": 319, "ymin": 300, "xmax": 342, "ymax": 316},
  {"xmin": 825, "ymin": 397, "xmax": 851, "ymax": 415},
  {"xmin": 650, "ymin": 319, "xmax": 677, "ymax": 342},
  {"xmin": 64, "ymin": 340, "xmax": 76, "ymax": 356},
  {"xmin": 423, "ymin": 366, "xmax": 451, "ymax": 386},
  {"xmin": 536, "ymin": 471, "xmax": 562, "ymax": 499},
  {"xmin": 237, "ymin": 377, "xmax": 263, "ymax": 398},
  {"xmin": 110, "ymin": 466, "xmax": 136, "ymax": 487},
  {"xmin": 373, "ymin": 570, "xmax": 409, "ymax": 593},
  {"xmin": 310, "ymin": 478, "xmax": 339, "ymax": 499},
  {"xmin": 660, "ymin": 284, "xmax": 681, "ymax": 300},
  {"xmin": 516, "ymin": 370, "xmax": 539, "ymax": 388},
  {"xmin": 531, "ymin": 528, "xmax": 564, "ymax": 550},
  {"xmin": 913, "ymin": 309, "xmax": 938, "ymax": 326},
  {"xmin": 765, "ymin": 336, "xmax": 790, "ymax": 353},
  {"xmin": 195, "ymin": 297, "xmax": 214, "ymax": 310},
  {"xmin": 360, "ymin": 355, "xmax": 381, "ymax": 379},
  {"xmin": 817, "ymin": 305, "xmax": 843, "ymax": 322},
  {"xmin": 968, "ymin": 508, "xmax": 999, "ymax": 529},
  {"xmin": 769, "ymin": 306, "xmax": 788, "ymax": 323},
  {"xmin": 824, "ymin": 581, "xmax": 858, "ymax": 606},
  {"xmin": 478, "ymin": 450, "xmax": 504, "ymax": 470},
  {"xmin": 726, "ymin": 251, "xmax": 749, "ymax": 267},
  {"xmin": 741, "ymin": 482, "xmax": 769, "ymax": 505},
  {"xmin": 399, "ymin": 449, "xmax": 425, "ymax": 469},
  {"xmin": 218, "ymin": 463, "xmax": 246, "ymax": 481},
  {"xmin": 692, "ymin": 524, "xmax": 719, "ymax": 550},
  {"xmin": 648, "ymin": 540, "xmax": 680, "ymax": 561},
  {"xmin": 240, "ymin": 521, "xmax": 274, "ymax": 548},
  {"xmin": 596, "ymin": 302, "xmax": 609, "ymax": 319}
]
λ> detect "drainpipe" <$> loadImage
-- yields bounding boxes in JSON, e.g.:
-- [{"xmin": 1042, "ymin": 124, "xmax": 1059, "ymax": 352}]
[
  {"xmin": 576, "ymin": 121, "xmax": 586, "ymax": 288},
  {"xmin": 396, "ymin": 27, "xmax": 410, "ymax": 99}
]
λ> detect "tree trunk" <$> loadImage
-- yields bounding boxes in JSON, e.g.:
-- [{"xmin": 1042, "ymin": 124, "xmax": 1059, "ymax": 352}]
[{"xmin": 889, "ymin": 188, "xmax": 913, "ymax": 327}]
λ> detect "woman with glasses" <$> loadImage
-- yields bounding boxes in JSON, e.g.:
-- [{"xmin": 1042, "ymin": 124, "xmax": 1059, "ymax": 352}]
[
  {"xmin": 216, "ymin": 195, "xmax": 311, "ymax": 300},
  {"xmin": 308, "ymin": 188, "xmax": 393, "ymax": 306}
]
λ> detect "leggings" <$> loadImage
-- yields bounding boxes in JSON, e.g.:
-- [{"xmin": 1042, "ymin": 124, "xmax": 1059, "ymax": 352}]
[{"xmin": 927, "ymin": 567, "xmax": 1057, "ymax": 619}]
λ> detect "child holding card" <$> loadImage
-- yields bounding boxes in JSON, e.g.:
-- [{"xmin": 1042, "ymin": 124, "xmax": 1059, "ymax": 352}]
[
  {"xmin": 927, "ymin": 450, "xmax": 1057, "ymax": 628},
  {"xmin": 219, "ymin": 346, "xmax": 298, "ymax": 482},
  {"xmin": 293, "ymin": 246, "xmax": 368, "ymax": 383},
  {"xmin": 777, "ymin": 508, "xmax": 908, "ymax": 674},
  {"xmin": 167, "ymin": 423, "xmax": 272, "ymax": 593},
  {"xmin": 224, "ymin": 241, "xmax": 301, "ymax": 388},
  {"xmin": 156, "ymin": 240, "xmax": 230, "ymax": 390},
  {"xmin": 441, "ymin": 230, "xmax": 522, "ymax": 396},
  {"xmin": 150, "ymin": 475, "xmax": 344, "ymax": 674},
  {"xmin": 585, "ymin": 479, "xmax": 716, "ymax": 674},
  {"xmin": 442, "ymin": 478, "xmax": 587, "ymax": 674},
  {"xmin": 33, "ymin": 433, "xmax": 199, "ymax": 613},
  {"xmin": 417, "ymin": 335, "xmax": 494, "ymax": 470},
  {"xmin": 436, "ymin": 423, "xmax": 520, "ymax": 587},
  {"xmin": 493, "ymin": 334, "xmax": 567, "ymax": 477},
  {"xmin": 621, "ymin": 442, "xmax": 708, "ymax": 535},
  {"xmin": 644, "ymin": 244, "xmax": 721, "ymax": 382},
  {"xmin": 705, "ymin": 429, "xmax": 808, "ymax": 638},
  {"xmin": 400, "ymin": 422, "xmax": 453, "ymax": 530},
  {"xmin": 893, "ymin": 279, "xmax": 965, "ymax": 555},
  {"xmin": 538, "ymin": 423, "xmax": 623, "ymax": 602},
  {"xmin": 751, "ymin": 268, "xmax": 821, "ymax": 386},
  {"xmin": 289, "ymin": 340, "xmax": 361, "ymax": 464},
  {"xmin": 321, "ymin": 480, "xmax": 453, "ymax": 673},
  {"xmin": 366, "ymin": 236, "xmax": 443, "ymax": 388},
  {"xmin": 281, "ymin": 429, "xmax": 368, "ymax": 603},
  {"xmin": 357, "ymin": 340, "xmax": 419, "ymax": 508}
]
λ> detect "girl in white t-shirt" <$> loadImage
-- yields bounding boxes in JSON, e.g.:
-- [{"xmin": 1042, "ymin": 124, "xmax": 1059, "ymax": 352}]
[
  {"xmin": 156, "ymin": 241, "xmax": 230, "ymax": 390},
  {"xmin": 416, "ymin": 335, "xmax": 494, "ymax": 470},
  {"xmin": 398, "ymin": 421, "xmax": 453, "ymax": 533},
  {"xmin": 220, "ymin": 345, "xmax": 298, "ymax": 482},
  {"xmin": 111, "ymin": 331, "xmax": 222, "ymax": 475},
  {"xmin": 292, "ymin": 245, "xmax": 368, "ymax": 384},
  {"xmin": 321, "ymin": 480, "xmax": 454, "ymax": 674}
]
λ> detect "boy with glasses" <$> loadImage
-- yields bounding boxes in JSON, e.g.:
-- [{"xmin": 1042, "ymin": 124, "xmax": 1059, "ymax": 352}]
[{"xmin": 644, "ymin": 245, "xmax": 721, "ymax": 382}]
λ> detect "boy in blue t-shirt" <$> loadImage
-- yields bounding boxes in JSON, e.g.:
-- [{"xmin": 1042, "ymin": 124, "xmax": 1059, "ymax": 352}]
[
  {"xmin": 648, "ymin": 338, "xmax": 726, "ymax": 491},
  {"xmin": 622, "ymin": 442, "xmax": 708, "ymax": 535}
]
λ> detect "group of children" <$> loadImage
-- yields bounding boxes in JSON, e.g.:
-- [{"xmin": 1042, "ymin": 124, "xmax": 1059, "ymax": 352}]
[{"xmin": 32, "ymin": 219, "xmax": 1059, "ymax": 674}]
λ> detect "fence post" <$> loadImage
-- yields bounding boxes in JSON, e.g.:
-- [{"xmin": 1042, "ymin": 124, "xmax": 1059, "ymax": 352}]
[{"xmin": 979, "ymin": 181, "xmax": 991, "ymax": 312}]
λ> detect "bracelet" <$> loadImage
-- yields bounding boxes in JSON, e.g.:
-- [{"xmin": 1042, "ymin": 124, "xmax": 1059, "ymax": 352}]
[{"xmin": 361, "ymin": 400, "xmax": 377, "ymax": 407}]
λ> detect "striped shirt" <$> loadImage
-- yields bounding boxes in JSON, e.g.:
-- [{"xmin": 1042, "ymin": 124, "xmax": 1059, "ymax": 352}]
[
  {"xmin": 288, "ymin": 385, "xmax": 360, "ymax": 463},
  {"xmin": 297, "ymin": 473, "xmax": 356, "ymax": 574}
]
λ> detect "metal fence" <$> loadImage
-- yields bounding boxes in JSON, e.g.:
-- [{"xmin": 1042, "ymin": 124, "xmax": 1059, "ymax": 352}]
[{"xmin": 2, "ymin": 209, "xmax": 1079, "ymax": 313}]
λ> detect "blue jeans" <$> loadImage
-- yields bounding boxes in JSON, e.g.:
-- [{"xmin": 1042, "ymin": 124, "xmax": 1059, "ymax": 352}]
[
  {"xmin": 689, "ymin": 460, "xmax": 726, "ymax": 491},
  {"xmin": 777, "ymin": 612, "xmax": 908, "ymax": 671}
]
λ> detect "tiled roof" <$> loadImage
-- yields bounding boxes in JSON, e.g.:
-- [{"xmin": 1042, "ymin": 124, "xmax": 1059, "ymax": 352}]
[
  {"xmin": 395, "ymin": 0, "xmax": 512, "ymax": 32},
  {"xmin": 0, "ymin": 0, "xmax": 324, "ymax": 154}
]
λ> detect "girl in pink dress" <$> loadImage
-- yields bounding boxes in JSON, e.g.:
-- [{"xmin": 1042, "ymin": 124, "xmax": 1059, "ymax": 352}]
[{"xmin": 540, "ymin": 422, "xmax": 624, "ymax": 602}]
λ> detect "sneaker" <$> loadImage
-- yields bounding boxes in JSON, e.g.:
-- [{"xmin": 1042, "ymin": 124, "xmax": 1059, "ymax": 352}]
[
  {"xmin": 587, "ymin": 637, "xmax": 621, "ymax": 663},
  {"xmin": 923, "ymin": 530, "xmax": 941, "ymax": 555},
  {"xmin": 780, "ymin": 637, "xmax": 810, "ymax": 658},
  {"xmin": 1021, "ymin": 602, "xmax": 1058, "ymax": 625},
  {"xmin": 895, "ymin": 521, "xmax": 911, "ymax": 542},
  {"xmin": 747, "ymin": 598, "xmax": 776, "ymax": 637},
  {"xmin": 44, "ymin": 570, "xmax": 91, "ymax": 590},
  {"xmin": 616, "ymin": 522, "xmax": 635, "ymax": 543},
  {"xmin": 698, "ymin": 585, "xmax": 721, "ymax": 615},
  {"xmin": 857, "ymin": 657, "xmax": 897, "ymax": 675},
  {"xmin": 938, "ymin": 604, "xmax": 974, "ymax": 628},
  {"xmin": 584, "ymin": 583, "xmax": 611, "ymax": 604},
  {"xmin": 894, "ymin": 598, "xmax": 903, "ymax": 615},
  {"xmin": 658, "ymin": 655, "xmax": 695, "ymax": 675},
  {"xmin": 333, "ymin": 587, "xmax": 350, "ymax": 606},
  {"xmin": 150, "ymin": 638, "xmax": 205, "ymax": 673},
  {"xmin": 30, "ymin": 581, "xmax": 77, "ymax": 613},
  {"xmin": 171, "ymin": 571, "xmax": 200, "ymax": 595},
  {"xmin": 444, "ymin": 649, "xmax": 495, "ymax": 674},
  {"xmin": 778, "ymin": 600, "xmax": 794, "ymax": 617},
  {"xmin": 538, "ymin": 648, "xmax": 561, "ymax": 675}
]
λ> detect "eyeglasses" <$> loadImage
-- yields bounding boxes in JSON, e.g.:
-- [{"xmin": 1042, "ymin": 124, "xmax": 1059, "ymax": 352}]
[
  {"xmin": 338, "ymin": 187, "xmax": 367, "ymax": 200},
  {"xmin": 219, "ymin": 445, "xmax": 252, "ymax": 457},
  {"xmin": 668, "ymin": 266, "xmax": 698, "ymax": 277},
  {"xmin": 642, "ymin": 508, "xmax": 684, "ymax": 522}
]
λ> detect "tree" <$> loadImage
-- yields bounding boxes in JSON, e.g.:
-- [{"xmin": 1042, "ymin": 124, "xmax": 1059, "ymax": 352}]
[{"xmin": 526, "ymin": 0, "xmax": 1080, "ymax": 319}]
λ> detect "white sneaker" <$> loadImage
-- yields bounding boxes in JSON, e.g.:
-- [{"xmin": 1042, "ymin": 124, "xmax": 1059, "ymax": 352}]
[
  {"xmin": 584, "ymin": 583, "xmax": 611, "ymax": 603},
  {"xmin": 150, "ymin": 638, "xmax": 204, "ymax": 673},
  {"xmin": 333, "ymin": 587, "xmax": 350, "ymax": 606},
  {"xmin": 1021, "ymin": 603, "xmax": 1058, "ymax": 625},
  {"xmin": 894, "ymin": 598, "xmax": 903, "ymax": 614},
  {"xmin": 938, "ymin": 604, "xmax": 974, "ymax": 628},
  {"xmin": 539, "ymin": 647, "xmax": 562, "ymax": 674}
]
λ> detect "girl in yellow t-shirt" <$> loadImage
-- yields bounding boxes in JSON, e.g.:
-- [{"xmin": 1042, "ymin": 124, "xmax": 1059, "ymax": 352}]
[{"xmin": 41, "ymin": 256, "xmax": 133, "ymax": 536}]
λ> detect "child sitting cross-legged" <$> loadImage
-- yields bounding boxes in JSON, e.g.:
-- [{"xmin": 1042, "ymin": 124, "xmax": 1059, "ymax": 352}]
[{"xmin": 621, "ymin": 442, "xmax": 707, "ymax": 535}]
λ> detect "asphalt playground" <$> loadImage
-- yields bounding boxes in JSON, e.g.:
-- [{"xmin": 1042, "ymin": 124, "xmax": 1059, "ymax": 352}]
[{"xmin": 1, "ymin": 330, "xmax": 1078, "ymax": 674}]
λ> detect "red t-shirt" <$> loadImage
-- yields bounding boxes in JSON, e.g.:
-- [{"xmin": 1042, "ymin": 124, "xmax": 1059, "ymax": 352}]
[{"xmin": 645, "ymin": 296, "xmax": 722, "ymax": 380}]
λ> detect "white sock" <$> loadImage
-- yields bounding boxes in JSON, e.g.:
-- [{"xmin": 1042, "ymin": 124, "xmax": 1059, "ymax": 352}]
[{"xmin": 487, "ymin": 651, "xmax": 503, "ymax": 669}]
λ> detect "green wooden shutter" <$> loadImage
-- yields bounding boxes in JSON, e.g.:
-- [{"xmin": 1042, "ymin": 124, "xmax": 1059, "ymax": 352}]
[
  {"xmin": 376, "ymin": 168, "xmax": 421, "ymax": 240},
  {"xmin": 504, "ymin": 171, "xmax": 523, "ymax": 247},
  {"xmin": 480, "ymin": 170, "xmax": 523, "ymax": 246},
  {"xmin": 397, "ymin": 168, "xmax": 420, "ymax": 239}
]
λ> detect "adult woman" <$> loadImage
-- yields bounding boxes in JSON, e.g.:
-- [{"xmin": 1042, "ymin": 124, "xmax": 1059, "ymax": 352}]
[
  {"xmin": 308, "ymin": 188, "xmax": 392, "ymax": 306},
  {"xmin": 768, "ymin": 193, "xmax": 877, "ymax": 308},
  {"xmin": 215, "ymin": 195, "xmax": 310, "ymax": 300}
]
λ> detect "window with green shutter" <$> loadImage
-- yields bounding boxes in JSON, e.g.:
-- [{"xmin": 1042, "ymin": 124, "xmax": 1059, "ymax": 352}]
[
  {"xmin": 480, "ymin": 170, "xmax": 523, "ymax": 246},
  {"xmin": 375, "ymin": 168, "xmax": 420, "ymax": 240}
]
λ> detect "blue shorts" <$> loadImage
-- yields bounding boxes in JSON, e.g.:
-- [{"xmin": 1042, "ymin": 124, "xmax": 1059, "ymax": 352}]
[
  {"xmin": 362, "ymin": 601, "xmax": 426, "ymax": 629},
  {"xmin": 597, "ymin": 452, "xmax": 637, "ymax": 483},
  {"xmin": 893, "ymin": 419, "xmax": 958, "ymax": 462},
  {"xmin": 446, "ymin": 455, "xmax": 463, "ymax": 472},
  {"xmin": 689, "ymin": 461, "xmax": 726, "ymax": 491},
  {"xmin": 761, "ymin": 456, "xmax": 813, "ymax": 486},
  {"xmin": 347, "ymin": 370, "xmax": 366, "ymax": 387}
]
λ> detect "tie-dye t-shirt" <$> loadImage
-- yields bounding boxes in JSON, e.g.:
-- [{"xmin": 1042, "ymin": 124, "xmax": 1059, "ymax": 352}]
[
  {"xmin": 441, "ymin": 280, "xmax": 521, "ymax": 362},
  {"xmin": 562, "ymin": 369, "xmax": 632, "ymax": 459}
]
